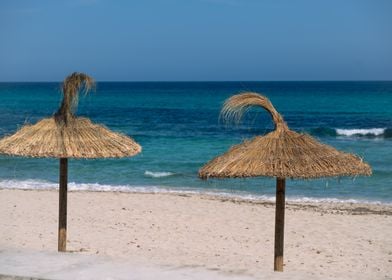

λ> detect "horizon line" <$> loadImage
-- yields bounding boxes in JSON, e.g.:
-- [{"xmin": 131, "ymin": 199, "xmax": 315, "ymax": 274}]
[{"xmin": 1, "ymin": 80, "xmax": 392, "ymax": 83}]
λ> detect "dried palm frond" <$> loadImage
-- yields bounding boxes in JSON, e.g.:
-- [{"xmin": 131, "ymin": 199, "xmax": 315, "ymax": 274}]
[
  {"xmin": 220, "ymin": 92, "xmax": 286, "ymax": 131},
  {"xmin": 55, "ymin": 72, "xmax": 95, "ymax": 124}
]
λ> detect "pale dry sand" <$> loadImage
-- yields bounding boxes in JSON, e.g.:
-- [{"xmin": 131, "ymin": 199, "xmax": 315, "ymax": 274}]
[{"xmin": 0, "ymin": 189, "xmax": 391, "ymax": 279}]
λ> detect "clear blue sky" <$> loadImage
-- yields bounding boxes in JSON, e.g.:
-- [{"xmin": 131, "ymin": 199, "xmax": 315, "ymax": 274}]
[{"xmin": 0, "ymin": 0, "xmax": 391, "ymax": 81}]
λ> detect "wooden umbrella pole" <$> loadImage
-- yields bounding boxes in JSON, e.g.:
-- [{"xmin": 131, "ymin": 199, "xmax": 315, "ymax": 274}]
[
  {"xmin": 274, "ymin": 177, "xmax": 286, "ymax": 271},
  {"xmin": 58, "ymin": 158, "xmax": 68, "ymax": 252}
]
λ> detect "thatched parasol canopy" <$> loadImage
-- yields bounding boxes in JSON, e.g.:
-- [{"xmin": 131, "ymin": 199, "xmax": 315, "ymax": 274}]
[
  {"xmin": 0, "ymin": 118, "xmax": 141, "ymax": 158},
  {"xmin": 0, "ymin": 72, "xmax": 141, "ymax": 252},
  {"xmin": 0, "ymin": 73, "xmax": 141, "ymax": 158},
  {"xmin": 199, "ymin": 92, "xmax": 371, "ymax": 179},
  {"xmin": 199, "ymin": 92, "xmax": 371, "ymax": 272}
]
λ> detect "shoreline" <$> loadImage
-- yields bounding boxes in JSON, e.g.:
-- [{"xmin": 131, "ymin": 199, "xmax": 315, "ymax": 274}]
[
  {"xmin": 1, "ymin": 187, "xmax": 392, "ymax": 215},
  {"xmin": 1, "ymin": 183, "xmax": 391, "ymax": 208},
  {"xmin": 1, "ymin": 189, "xmax": 391, "ymax": 279}
]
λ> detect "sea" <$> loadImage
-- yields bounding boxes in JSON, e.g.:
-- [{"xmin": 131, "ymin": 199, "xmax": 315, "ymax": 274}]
[{"xmin": 0, "ymin": 81, "xmax": 391, "ymax": 204}]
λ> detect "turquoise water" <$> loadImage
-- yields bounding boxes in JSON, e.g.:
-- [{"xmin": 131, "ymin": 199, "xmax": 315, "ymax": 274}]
[{"xmin": 0, "ymin": 82, "xmax": 391, "ymax": 203}]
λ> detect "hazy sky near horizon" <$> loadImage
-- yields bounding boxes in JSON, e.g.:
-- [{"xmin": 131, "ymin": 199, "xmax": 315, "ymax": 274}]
[{"xmin": 0, "ymin": 0, "xmax": 391, "ymax": 81}]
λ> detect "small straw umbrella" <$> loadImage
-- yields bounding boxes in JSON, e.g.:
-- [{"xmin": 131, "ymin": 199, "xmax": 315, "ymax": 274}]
[
  {"xmin": 0, "ymin": 72, "xmax": 141, "ymax": 252},
  {"xmin": 199, "ymin": 92, "xmax": 371, "ymax": 272}
]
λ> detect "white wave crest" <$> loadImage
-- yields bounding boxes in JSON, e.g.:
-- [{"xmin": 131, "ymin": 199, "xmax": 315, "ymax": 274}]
[
  {"xmin": 0, "ymin": 179, "xmax": 165, "ymax": 193},
  {"xmin": 144, "ymin": 171, "xmax": 175, "ymax": 178},
  {"xmin": 0, "ymin": 179, "xmax": 56, "ymax": 190},
  {"xmin": 0, "ymin": 179, "xmax": 390, "ymax": 205},
  {"xmin": 336, "ymin": 128, "xmax": 385, "ymax": 137}
]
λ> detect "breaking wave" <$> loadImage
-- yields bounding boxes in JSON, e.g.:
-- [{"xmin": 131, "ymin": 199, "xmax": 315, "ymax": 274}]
[
  {"xmin": 310, "ymin": 127, "xmax": 392, "ymax": 138},
  {"xmin": 0, "ymin": 179, "xmax": 389, "ymax": 205},
  {"xmin": 144, "ymin": 171, "xmax": 175, "ymax": 178}
]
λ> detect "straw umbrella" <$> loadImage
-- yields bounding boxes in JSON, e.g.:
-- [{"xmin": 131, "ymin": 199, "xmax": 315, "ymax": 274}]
[
  {"xmin": 199, "ymin": 92, "xmax": 371, "ymax": 272},
  {"xmin": 0, "ymin": 72, "xmax": 141, "ymax": 252}
]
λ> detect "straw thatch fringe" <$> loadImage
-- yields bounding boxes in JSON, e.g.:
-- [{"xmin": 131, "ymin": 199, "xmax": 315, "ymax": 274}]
[
  {"xmin": 0, "ymin": 117, "xmax": 141, "ymax": 158},
  {"xmin": 199, "ymin": 130, "xmax": 371, "ymax": 179},
  {"xmin": 199, "ymin": 92, "xmax": 371, "ymax": 179},
  {"xmin": 220, "ymin": 93, "xmax": 287, "ymax": 131},
  {"xmin": 55, "ymin": 72, "xmax": 95, "ymax": 124}
]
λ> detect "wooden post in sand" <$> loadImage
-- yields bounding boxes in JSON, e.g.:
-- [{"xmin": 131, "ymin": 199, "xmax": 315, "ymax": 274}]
[
  {"xmin": 274, "ymin": 177, "xmax": 285, "ymax": 271},
  {"xmin": 58, "ymin": 158, "xmax": 68, "ymax": 252}
]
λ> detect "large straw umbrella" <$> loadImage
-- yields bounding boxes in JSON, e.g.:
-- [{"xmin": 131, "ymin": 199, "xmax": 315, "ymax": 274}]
[
  {"xmin": 0, "ymin": 72, "xmax": 141, "ymax": 252},
  {"xmin": 199, "ymin": 92, "xmax": 371, "ymax": 272}
]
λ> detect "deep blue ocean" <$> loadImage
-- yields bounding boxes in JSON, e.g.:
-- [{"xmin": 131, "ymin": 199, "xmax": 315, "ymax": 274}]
[{"xmin": 0, "ymin": 81, "xmax": 391, "ymax": 204}]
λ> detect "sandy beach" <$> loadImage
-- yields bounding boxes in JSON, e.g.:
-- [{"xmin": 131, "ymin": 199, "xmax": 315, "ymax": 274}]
[{"xmin": 0, "ymin": 189, "xmax": 391, "ymax": 279}]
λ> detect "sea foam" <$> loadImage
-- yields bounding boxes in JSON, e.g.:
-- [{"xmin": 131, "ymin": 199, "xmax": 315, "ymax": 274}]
[
  {"xmin": 310, "ymin": 127, "xmax": 392, "ymax": 138},
  {"xmin": 144, "ymin": 171, "xmax": 175, "ymax": 178},
  {"xmin": 336, "ymin": 128, "xmax": 386, "ymax": 137},
  {"xmin": 0, "ymin": 179, "xmax": 389, "ymax": 205}
]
